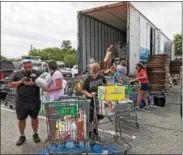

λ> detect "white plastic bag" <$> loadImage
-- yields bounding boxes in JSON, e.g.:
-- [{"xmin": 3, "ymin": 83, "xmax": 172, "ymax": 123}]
[{"xmin": 35, "ymin": 72, "xmax": 52, "ymax": 87}]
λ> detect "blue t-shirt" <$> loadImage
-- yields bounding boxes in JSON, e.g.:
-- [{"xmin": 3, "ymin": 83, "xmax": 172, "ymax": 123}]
[{"xmin": 113, "ymin": 72, "xmax": 121, "ymax": 84}]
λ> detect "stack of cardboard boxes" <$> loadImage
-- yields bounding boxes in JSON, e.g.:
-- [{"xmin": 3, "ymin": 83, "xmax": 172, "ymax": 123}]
[{"xmin": 146, "ymin": 55, "xmax": 171, "ymax": 92}]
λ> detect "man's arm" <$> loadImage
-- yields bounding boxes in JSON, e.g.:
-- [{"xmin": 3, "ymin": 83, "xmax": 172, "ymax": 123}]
[{"xmin": 10, "ymin": 72, "xmax": 23, "ymax": 88}]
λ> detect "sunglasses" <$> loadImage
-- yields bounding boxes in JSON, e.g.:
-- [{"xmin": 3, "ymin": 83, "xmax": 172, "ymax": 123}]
[{"xmin": 23, "ymin": 61, "xmax": 32, "ymax": 64}]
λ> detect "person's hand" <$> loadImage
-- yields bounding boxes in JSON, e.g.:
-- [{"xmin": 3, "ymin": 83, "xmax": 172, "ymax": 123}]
[
  {"xmin": 91, "ymin": 92, "xmax": 97, "ymax": 97},
  {"xmin": 24, "ymin": 80, "xmax": 34, "ymax": 86},
  {"xmin": 107, "ymin": 84, "xmax": 113, "ymax": 86},
  {"xmin": 41, "ymin": 87, "xmax": 50, "ymax": 92},
  {"xmin": 19, "ymin": 80, "xmax": 23, "ymax": 84},
  {"xmin": 21, "ymin": 77, "xmax": 28, "ymax": 82}
]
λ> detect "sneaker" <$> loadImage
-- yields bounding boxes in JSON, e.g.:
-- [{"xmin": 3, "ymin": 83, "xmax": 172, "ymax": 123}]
[
  {"xmin": 16, "ymin": 136, "xmax": 26, "ymax": 146},
  {"xmin": 135, "ymin": 106, "xmax": 140, "ymax": 109},
  {"xmin": 33, "ymin": 133, "xmax": 41, "ymax": 143},
  {"xmin": 145, "ymin": 106, "xmax": 150, "ymax": 109}
]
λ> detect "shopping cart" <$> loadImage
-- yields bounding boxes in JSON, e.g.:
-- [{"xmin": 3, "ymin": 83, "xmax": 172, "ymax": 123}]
[
  {"xmin": 40, "ymin": 97, "xmax": 91, "ymax": 155},
  {"xmin": 40, "ymin": 95, "xmax": 134, "ymax": 155},
  {"xmin": 5, "ymin": 88, "xmax": 17, "ymax": 109},
  {"xmin": 122, "ymin": 85, "xmax": 141, "ymax": 129},
  {"xmin": 87, "ymin": 85, "xmax": 140, "ymax": 154}
]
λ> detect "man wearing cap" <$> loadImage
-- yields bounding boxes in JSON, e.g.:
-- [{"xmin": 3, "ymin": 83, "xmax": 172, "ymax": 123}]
[{"xmin": 10, "ymin": 60, "xmax": 42, "ymax": 146}]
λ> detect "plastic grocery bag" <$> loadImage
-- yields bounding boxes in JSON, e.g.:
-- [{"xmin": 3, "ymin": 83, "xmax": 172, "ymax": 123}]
[{"xmin": 35, "ymin": 72, "xmax": 52, "ymax": 87}]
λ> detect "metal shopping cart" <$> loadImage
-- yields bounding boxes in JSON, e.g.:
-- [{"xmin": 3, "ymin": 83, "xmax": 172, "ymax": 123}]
[
  {"xmin": 40, "ymin": 97, "xmax": 91, "ymax": 155},
  {"xmin": 5, "ymin": 88, "xmax": 17, "ymax": 109},
  {"xmin": 121, "ymin": 85, "xmax": 141, "ymax": 129},
  {"xmin": 40, "ymin": 95, "xmax": 134, "ymax": 155},
  {"xmin": 88, "ymin": 85, "xmax": 140, "ymax": 154}
]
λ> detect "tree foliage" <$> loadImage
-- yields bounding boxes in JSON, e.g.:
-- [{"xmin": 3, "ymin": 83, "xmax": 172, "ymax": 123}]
[
  {"xmin": 1, "ymin": 55, "xmax": 7, "ymax": 60},
  {"xmin": 28, "ymin": 40, "xmax": 77, "ymax": 67},
  {"xmin": 63, "ymin": 54, "xmax": 76, "ymax": 67},
  {"xmin": 8, "ymin": 58, "xmax": 21, "ymax": 62},
  {"xmin": 29, "ymin": 47, "xmax": 64, "ymax": 61},
  {"xmin": 1, "ymin": 55, "xmax": 21, "ymax": 62},
  {"xmin": 173, "ymin": 33, "xmax": 182, "ymax": 55},
  {"xmin": 61, "ymin": 40, "xmax": 72, "ymax": 52},
  {"xmin": 2, "ymin": 40, "xmax": 77, "ymax": 66}
]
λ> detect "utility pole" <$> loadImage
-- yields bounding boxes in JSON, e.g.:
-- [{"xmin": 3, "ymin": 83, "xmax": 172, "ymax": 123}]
[{"xmin": 30, "ymin": 45, "xmax": 33, "ymax": 53}]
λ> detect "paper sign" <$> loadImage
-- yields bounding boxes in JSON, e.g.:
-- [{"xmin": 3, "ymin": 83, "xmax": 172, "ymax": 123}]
[{"xmin": 98, "ymin": 86, "xmax": 125, "ymax": 101}]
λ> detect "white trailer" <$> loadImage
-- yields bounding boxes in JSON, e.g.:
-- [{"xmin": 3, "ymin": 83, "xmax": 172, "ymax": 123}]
[{"xmin": 77, "ymin": 2, "xmax": 173, "ymax": 74}]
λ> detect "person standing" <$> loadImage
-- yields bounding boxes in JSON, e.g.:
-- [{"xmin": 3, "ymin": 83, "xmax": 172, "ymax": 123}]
[
  {"xmin": 40, "ymin": 60, "xmax": 64, "ymax": 141},
  {"xmin": 41, "ymin": 60, "xmax": 63, "ymax": 100},
  {"xmin": 110, "ymin": 66, "xmax": 121, "ymax": 85},
  {"xmin": 135, "ymin": 63, "xmax": 149, "ymax": 109},
  {"xmin": 104, "ymin": 43, "xmax": 114, "ymax": 69},
  {"xmin": 82, "ymin": 63, "xmax": 107, "ymax": 139},
  {"xmin": 10, "ymin": 60, "xmax": 41, "ymax": 146},
  {"xmin": 117, "ymin": 60, "xmax": 127, "ymax": 84}
]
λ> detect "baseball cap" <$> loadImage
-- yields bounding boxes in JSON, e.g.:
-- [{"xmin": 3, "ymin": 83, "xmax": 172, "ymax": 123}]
[{"xmin": 23, "ymin": 59, "xmax": 32, "ymax": 63}]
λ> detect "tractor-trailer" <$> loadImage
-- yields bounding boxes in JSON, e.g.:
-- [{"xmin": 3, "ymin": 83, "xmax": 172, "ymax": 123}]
[{"xmin": 77, "ymin": 2, "xmax": 174, "ymax": 74}]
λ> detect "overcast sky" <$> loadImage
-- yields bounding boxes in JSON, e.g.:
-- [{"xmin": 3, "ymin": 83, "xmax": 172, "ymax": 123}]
[{"xmin": 1, "ymin": 2, "xmax": 182, "ymax": 58}]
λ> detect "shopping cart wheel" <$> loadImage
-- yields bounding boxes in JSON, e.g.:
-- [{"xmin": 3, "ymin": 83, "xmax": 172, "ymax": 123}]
[
  {"xmin": 9, "ymin": 105, "xmax": 13, "ymax": 109},
  {"xmin": 136, "ymin": 122, "xmax": 139, "ymax": 129},
  {"xmin": 124, "ymin": 150, "xmax": 128, "ymax": 155}
]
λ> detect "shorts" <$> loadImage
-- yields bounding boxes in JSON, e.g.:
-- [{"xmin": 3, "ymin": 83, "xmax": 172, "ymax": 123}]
[
  {"xmin": 16, "ymin": 100, "xmax": 41, "ymax": 120},
  {"xmin": 140, "ymin": 83, "xmax": 149, "ymax": 91}
]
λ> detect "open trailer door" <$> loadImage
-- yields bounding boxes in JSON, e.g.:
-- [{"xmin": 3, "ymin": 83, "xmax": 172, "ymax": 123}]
[
  {"xmin": 77, "ymin": 2, "xmax": 128, "ymax": 74},
  {"xmin": 128, "ymin": 4, "xmax": 140, "ymax": 74}
]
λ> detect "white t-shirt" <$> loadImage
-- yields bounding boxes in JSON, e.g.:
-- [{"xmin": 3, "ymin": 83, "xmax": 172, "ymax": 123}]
[
  {"xmin": 47, "ymin": 70, "xmax": 64, "ymax": 100},
  {"xmin": 62, "ymin": 79, "xmax": 67, "ymax": 96}
]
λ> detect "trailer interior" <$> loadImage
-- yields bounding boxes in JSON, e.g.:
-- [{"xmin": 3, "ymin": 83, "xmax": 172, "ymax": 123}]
[{"xmin": 79, "ymin": 2, "xmax": 128, "ymax": 62}]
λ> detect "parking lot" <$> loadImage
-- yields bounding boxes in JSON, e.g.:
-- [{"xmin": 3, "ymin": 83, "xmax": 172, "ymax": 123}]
[{"xmin": 1, "ymin": 85, "xmax": 182, "ymax": 154}]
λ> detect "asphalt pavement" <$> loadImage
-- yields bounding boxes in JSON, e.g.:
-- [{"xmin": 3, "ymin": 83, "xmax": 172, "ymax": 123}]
[{"xmin": 1, "ymin": 85, "xmax": 182, "ymax": 154}]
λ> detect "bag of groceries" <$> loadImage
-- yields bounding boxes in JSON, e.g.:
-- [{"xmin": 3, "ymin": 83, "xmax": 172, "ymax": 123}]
[{"xmin": 35, "ymin": 72, "xmax": 52, "ymax": 87}]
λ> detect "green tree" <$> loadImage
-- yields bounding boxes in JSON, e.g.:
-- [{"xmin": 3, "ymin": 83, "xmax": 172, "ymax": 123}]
[
  {"xmin": 66, "ymin": 48, "xmax": 76, "ymax": 55},
  {"xmin": 173, "ymin": 33, "xmax": 182, "ymax": 55},
  {"xmin": 28, "ymin": 48, "xmax": 38, "ymax": 56},
  {"xmin": 29, "ymin": 47, "xmax": 64, "ymax": 61},
  {"xmin": 27, "ymin": 43, "xmax": 77, "ymax": 64},
  {"xmin": 8, "ymin": 58, "xmax": 21, "ymax": 62},
  {"xmin": 1, "ymin": 55, "xmax": 7, "ymax": 60},
  {"xmin": 61, "ymin": 40, "xmax": 72, "ymax": 52},
  {"xmin": 63, "ymin": 54, "xmax": 76, "ymax": 67}
]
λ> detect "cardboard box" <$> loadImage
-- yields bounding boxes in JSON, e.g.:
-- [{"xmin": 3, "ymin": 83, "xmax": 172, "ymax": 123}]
[{"xmin": 98, "ymin": 86, "xmax": 125, "ymax": 101}]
